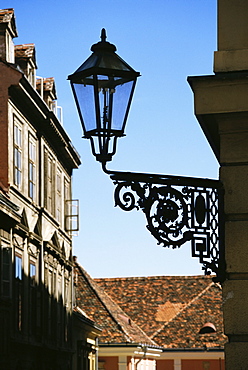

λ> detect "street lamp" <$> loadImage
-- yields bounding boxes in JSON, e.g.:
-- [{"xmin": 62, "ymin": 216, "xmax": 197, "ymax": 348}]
[
  {"xmin": 68, "ymin": 29, "xmax": 140, "ymax": 164},
  {"xmin": 69, "ymin": 30, "xmax": 226, "ymax": 282}
]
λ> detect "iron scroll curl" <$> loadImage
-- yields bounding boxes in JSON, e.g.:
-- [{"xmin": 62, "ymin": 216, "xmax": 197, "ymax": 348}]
[{"xmin": 109, "ymin": 169, "xmax": 225, "ymax": 282}]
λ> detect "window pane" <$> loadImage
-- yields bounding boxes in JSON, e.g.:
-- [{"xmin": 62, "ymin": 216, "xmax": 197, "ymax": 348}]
[
  {"xmin": 29, "ymin": 182, "xmax": 34, "ymax": 199},
  {"xmin": 15, "ymin": 255, "xmax": 22, "ymax": 280},
  {"xmin": 30, "ymin": 262, "xmax": 36, "ymax": 286},
  {"xmin": 14, "ymin": 124, "xmax": 22, "ymax": 146},
  {"xmin": 29, "ymin": 140, "xmax": 36, "ymax": 161}
]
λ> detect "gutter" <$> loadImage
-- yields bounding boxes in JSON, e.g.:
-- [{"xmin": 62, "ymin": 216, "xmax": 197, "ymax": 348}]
[
  {"xmin": 99, "ymin": 342, "xmax": 163, "ymax": 350},
  {"xmin": 162, "ymin": 347, "xmax": 224, "ymax": 353}
]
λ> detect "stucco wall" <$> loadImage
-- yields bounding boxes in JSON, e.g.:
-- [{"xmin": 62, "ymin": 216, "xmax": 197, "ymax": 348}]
[
  {"xmin": 99, "ymin": 356, "xmax": 119, "ymax": 370},
  {"xmin": 182, "ymin": 359, "xmax": 225, "ymax": 370},
  {"xmin": 156, "ymin": 359, "xmax": 174, "ymax": 370}
]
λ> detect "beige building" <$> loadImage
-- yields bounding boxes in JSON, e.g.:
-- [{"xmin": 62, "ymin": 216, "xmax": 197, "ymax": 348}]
[
  {"xmin": 188, "ymin": 0, "xmax": 248, "ymax": 368},
  {"xmin": 0, "ymin": 8, "xmax": 100, "ymax": 369}
]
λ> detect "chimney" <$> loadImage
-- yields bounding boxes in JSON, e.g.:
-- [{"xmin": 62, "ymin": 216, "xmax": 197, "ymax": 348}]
[{"xmin": 0, "ymin": 8, "xmax": 18, "ymax": 63}]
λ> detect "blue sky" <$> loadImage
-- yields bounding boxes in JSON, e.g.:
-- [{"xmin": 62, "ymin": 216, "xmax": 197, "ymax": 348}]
[{"xmin": 2, "ymin": 1, "xmax": 219, "ymax": 277}]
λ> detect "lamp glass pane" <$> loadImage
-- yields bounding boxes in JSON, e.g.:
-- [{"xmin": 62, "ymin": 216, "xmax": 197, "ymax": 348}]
[
  {"xmin": 112, "ymin": 80, "xmax": 134, "ymax": 131},
  {"xmin": 72, "ymin": 81, "xmax": 96, "ymax": 133},
  {"xmin": 95, "ymin": 75, "xmax": 134, "ymax": 133}
]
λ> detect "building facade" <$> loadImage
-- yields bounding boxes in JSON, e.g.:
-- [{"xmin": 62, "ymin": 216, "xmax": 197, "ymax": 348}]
[
  {"xmin": 0, "ymin": 8, "xmax": 100, "ymax": 369},
  {"xmin": 188, "ymin": 1, "xmax": 248, "ymax": 368}
]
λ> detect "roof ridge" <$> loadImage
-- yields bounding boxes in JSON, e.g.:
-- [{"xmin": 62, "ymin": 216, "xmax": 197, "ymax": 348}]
[
  {"xmin": 151, "ymin": 281, "xmax": 215, "ymax": 339},
  {"xmin": 95, "ymin": 275, "xmax": 213, "ymax": 281},
  {"xmin": 15, "ymin": 43, "xmax": 35, "ymax": 47},
  {"xmin": 76, "ymin": 262, "xmax": 155, "ymax": 344}
]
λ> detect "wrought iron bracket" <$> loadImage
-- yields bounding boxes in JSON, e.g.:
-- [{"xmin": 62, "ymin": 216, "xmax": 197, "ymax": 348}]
[{"xmin": 103, "ymin": 164, "xmax": 226, "ymax": 282}]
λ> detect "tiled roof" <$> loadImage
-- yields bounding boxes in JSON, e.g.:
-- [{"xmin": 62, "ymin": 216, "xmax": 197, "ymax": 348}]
[
  {"xmin": 0, "ymin": 8, "xmax": 13, "ymax": 23},
  {"xmin": 95, "ymin": 275, "xmax": 227, "ymax": 349},
  {"xmin": 36, "ymin": 77, "xmax": 55, "ymax": 93},
  {"xmin": 15, "ymin": 44, "xmax": 35, "ymax": 59},
  {"xmin": 75, "ymin": 262, "xmax": 156, "ymax": 346},
  {"xmin": 0, "ymin": 9, "xmax": 17, "ymax": 37},
  {"xmin": 73, "ymin": 306, "xmax": 102, "ymax": 332}
]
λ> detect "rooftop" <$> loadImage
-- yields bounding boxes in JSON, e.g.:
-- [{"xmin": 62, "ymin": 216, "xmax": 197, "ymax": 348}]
[
  {"xmin": 94, "ymin": 275, "xmax": 226, "ymax": 349},
  {"xmin": 75, "ymin": 262, "xmax": 156, "ymax": 346},
  {"xmin": 0, "ymin": 8, "xmax": 17, "ymax": 38}
]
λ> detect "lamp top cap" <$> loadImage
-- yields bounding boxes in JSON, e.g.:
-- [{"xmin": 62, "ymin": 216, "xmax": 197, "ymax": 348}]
[
  {"xmin": 91, "ymin": 28, "xmax": 117, "ymax": 53},
  {"xmin": 101, "ymin": 28, "xmax": 107, "ymax": 42}
]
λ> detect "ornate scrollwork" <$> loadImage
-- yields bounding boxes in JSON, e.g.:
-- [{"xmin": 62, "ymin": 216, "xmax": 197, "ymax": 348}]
[
  {"xmin": 110, "ymin": 171, "xmax": 225, "ymax": 282},
  {"xmin": 144, "ymin": 186, "xmax": 189, "ymax": 248}
]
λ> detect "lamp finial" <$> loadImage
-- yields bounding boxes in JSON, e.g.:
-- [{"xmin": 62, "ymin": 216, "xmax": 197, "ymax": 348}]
[{"xmin": 101, "ymin": 28, "xmax": 107, "ymax": 42}]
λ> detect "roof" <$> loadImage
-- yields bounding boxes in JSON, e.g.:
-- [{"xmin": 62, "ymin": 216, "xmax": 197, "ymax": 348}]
[
  {"xmin": 0, "ymin": 8, "xmax": 18, "ymax": 38},
  {"xmin": 0, "ymin": 8, "xmax": 13, "ymax": 21},
  {"xmin": 74, "ymin": 261, "xmax": 156, "ymax": 346},
  {"xmin": 94, "ymin": 275, "xmax": 227, "ymax": 350},
  {"xmin": 36, "ymin": 77, "xmax": 55, "ymax": 92},
  {"xmin": 15, "ymin": 44, "xmax": 37, "ymax": 70},
  {"xmin": 15, "ymin": 44, "xmax": 35, "ymax": 59},
  {"xmin": 36, "ymin": 77, "xmax": 57, "ymax": 99},
  {"xmin": 73, "ymin": 306, "xmax": 102, "ymax": 333}
]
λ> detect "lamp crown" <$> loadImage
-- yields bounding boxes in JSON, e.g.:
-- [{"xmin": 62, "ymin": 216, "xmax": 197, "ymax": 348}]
[{"xmin": 91, "ymin": 28, "xmax": 117, "ymax": 53}]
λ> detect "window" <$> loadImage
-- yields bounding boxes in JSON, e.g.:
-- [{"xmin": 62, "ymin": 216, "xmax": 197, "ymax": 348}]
[
  {"xmin": 28, "ymin": 135, "xmax": 36, "ymax": 200},
  {"xmin": 47, "ymin": 156, "xmax": 53, "ymax": 212},
  {"xmin": 14, "ymin": 119, "xmax": 22, "ymax": 188},
  {"xmin": 64, "ymin": 179, "xmax": 79, "ymax": 232},
  {"xmin": 15, "ymin": 254, "xmax": 22, "ymax": 280},
  {"xmin": 44, "ymin": 150, "xmax": 55, "ymax": 215},
  {"xmin": 29, "ymin": 261, "xmax": 36, "ymax": 286},
  {"xmin": 15, "ymin": 254, "xmax": 22, "ymax": 331},
  {"xmin": 1, "ymin": 247, "xmax": 11, "ymax": 298},
  {"xmin": 48, "ymin": 269, "xmax": 52, "ymax": 336},
  {"xmin": 64, "ymin": 178, "xmax": 70, "ymax": 224},
  {"xmin": 29, "ymin": 260, "xmax": 37, "ymax": 334},
  {"xmin": 56, "ymin": 169, "xmax": 62, "ymax": 222}
]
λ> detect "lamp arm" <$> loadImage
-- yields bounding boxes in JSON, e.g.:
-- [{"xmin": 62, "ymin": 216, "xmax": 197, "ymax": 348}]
[{"xmin": 101, "ymin": 161, "xmax": 226, "ymax": 282}]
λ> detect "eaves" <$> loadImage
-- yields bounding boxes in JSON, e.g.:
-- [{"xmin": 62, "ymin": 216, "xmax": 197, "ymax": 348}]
[
  {"xmin": 73, "ymin": 309, "xmax": 102, "ymax": 335},
  {"xmin": 98, "ymin": 343, "xmax": 163, "ymax": 358}
]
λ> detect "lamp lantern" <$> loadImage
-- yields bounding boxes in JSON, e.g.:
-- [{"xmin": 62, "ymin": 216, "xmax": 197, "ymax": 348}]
[{"xmin": 68, "ymin": 29, "xmax": 140, "ymax": 163}]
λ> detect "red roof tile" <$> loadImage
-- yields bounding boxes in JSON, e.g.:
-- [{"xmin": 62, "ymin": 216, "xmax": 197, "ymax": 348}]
[
  {"xmin": 0, "ymin": 8, "xmax": 14, "ymax": 23},
  {"xmin": 36, "ymin": 77, "xmax": 56, "ymax": 93},
  {"xmin": 95, "ymin": 275, "xmax": 227, "ymax": 349},
  {"xmin": 15, "ymin": 44, "xmax": 35, "ymax": 59},
  {"xmin": 75, "ymin": 262, "xmax": 156, "ymax": 346},
  {"xmin": 0, "ymin": 9, "xmax": 17, "ymax": 37}
]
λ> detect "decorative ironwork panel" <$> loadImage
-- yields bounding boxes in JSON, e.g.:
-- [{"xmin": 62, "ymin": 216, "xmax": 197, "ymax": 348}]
[{"xmin": 109, "ymin": 171, "xmax": 225, "ymax": 282}]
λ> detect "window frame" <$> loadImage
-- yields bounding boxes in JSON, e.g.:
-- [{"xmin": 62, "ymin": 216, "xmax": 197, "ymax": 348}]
[
  {"xmin": 28, "ymin": 133, "xmax": 37, "ymax": 201},
  {"xmin": 1, "ymin": 245, "xmax": 12, "ymax": 298},
  {"xmin": 13, "ymin": 117, "xmax": 23, "ymax": 189},
  {"xmin": 14, "ymin": 252, "xmax": 23, "ymax": 331},
  {"xmin": 56, "ymin": 168, "xmax": 62, "ymax": 223}
]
